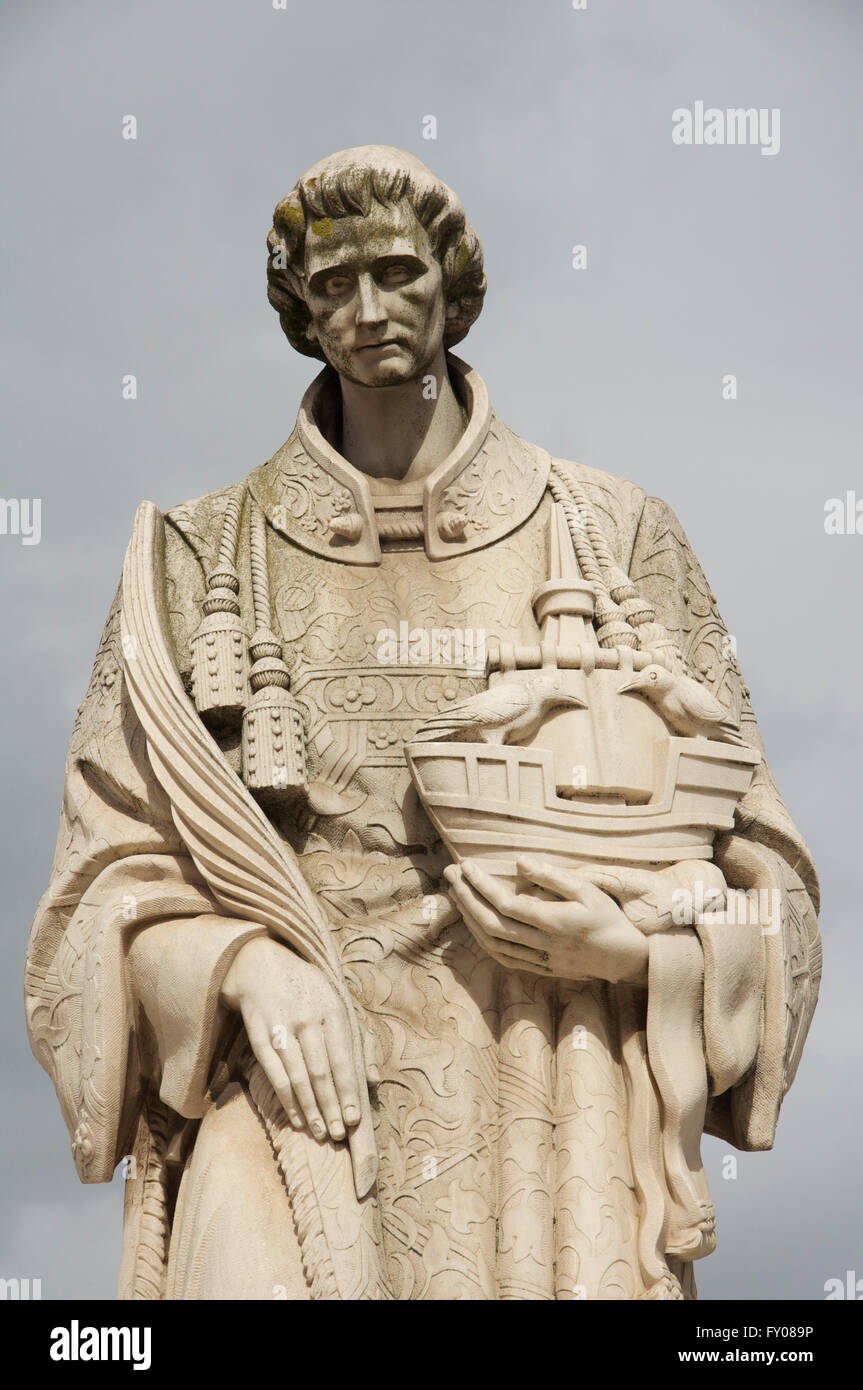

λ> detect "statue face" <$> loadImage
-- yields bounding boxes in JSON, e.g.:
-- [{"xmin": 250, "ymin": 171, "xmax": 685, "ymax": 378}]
[{"xmin": 302, "ymin": 200, "xmax": 447, "ymax": 387}]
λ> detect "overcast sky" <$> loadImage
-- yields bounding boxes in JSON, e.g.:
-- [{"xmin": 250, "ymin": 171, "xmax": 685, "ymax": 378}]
[{"xmin": 1, "ymin": 0, "xmax": 860, "ymax": 1300}]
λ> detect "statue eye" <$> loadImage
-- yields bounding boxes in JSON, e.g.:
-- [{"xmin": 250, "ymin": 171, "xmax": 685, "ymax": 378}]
[
  {"xmin": 323, "ymin": 274, "xmax": 353, "ymax": 298},
  {"xmin": 379, "ymin": 263, "xmax": 413, "ymax": 287}
]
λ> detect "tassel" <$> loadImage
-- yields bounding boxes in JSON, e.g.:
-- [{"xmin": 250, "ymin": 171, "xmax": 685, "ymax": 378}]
[
  {"xmin": 242, "ymin": 500, "xmax": 308, "ymax": 803},
  {"xmin": 189, "ymin": 489, "xmax": 249, "ymax": 728}
]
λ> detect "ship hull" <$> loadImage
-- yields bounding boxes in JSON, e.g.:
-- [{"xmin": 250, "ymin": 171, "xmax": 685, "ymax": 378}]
[{"xmin": 406, "ymin": 736, "xmax": 760, "ymax": 877}]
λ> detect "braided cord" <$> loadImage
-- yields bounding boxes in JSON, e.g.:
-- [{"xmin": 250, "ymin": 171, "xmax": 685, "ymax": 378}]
[
  {"xmin": 217, "ymin": 485, "xmax": 244, "ymax": 570},
  {"xmin": 548, "ymin": 463, "xmax": 637, "ymax": 649},
  {"xmin": 249, "ymin": 497, "xmax": 272, "ymax": 633},
  {"xmin": 547, "ymin": 463, "xmax": 683, "ymax": 661}
]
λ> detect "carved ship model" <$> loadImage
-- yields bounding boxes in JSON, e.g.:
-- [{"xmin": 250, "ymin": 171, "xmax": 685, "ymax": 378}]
[{"xmin": 406, "ymin": 506, "xmax": 760, "ymax": 883}]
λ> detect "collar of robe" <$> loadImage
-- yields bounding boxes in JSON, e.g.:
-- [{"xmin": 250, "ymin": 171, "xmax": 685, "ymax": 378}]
[{"xmin": 247, "ymin": 352, "xmax": 551, "ymax": 565}]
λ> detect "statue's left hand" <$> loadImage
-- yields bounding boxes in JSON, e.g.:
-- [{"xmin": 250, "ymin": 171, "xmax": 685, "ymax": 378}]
[{"xmin": 444, "ymin": 855, "xmax": 649, "ymax": 985}]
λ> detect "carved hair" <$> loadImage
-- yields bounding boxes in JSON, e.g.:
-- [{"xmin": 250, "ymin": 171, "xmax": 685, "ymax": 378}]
[{"xmin": 266, "ymin": 149, "xmax": 487, "ymax": 360}]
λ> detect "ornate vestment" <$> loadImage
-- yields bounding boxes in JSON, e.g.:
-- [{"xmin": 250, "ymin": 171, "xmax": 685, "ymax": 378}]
[{"xmin": 26, "ymin": 357, "xmax": 821, "ymax": 1299}]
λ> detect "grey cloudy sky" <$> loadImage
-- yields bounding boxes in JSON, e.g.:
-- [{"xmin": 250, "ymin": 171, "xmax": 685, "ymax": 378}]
[{"xmin": 1, "ymin": 0, "xmax": 860, "ymax": 1299}]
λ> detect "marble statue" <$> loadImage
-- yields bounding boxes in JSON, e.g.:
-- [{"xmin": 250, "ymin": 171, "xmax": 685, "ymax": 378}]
[{"xmin": 26, "ymin": 146, "xmax": 821, "ymax": 1300}]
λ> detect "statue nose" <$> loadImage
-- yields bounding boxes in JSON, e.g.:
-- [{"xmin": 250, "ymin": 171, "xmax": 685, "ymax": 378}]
[{"xmin": 355, "ymin": 273, "xmax": 386, "ymax": 327}]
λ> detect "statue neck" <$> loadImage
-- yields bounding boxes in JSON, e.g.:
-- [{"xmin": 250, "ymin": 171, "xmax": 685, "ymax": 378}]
[{"xmin": 336, "ymin": 346, "xmax": 466, "ymax": 487}]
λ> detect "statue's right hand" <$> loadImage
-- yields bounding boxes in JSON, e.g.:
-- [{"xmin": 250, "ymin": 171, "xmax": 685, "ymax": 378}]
[{"xmin": 220, "ymin": 937, "xmax": 369, "ymax": 1144}]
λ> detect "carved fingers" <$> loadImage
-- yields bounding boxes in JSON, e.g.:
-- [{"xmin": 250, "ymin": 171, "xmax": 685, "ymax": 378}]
[
  {"xmin": 443, "ymin": 863, "xmax": 553, "ymax": 974},
  {"xmin": 247, "ymin": 1031, "xmax": 304, "ymax": 1131},
  {"xmin": 515, "ymin": 855, "xmax": 620, "ymax": 910},
  {"xmin": 444, "ymin": 857, "xmax": 650, "ymax": 986},
  {"xmin": 549, "ymin": 863, "xmax": 677, "ymax": 933},
  {"xmin": 464, "ymin": 857, "xmax": 604, "ymax": 935},
  {"xmin": 221, "ymin": 936, "xmax": 365, "ymax": 1143},
  {"xmin": 558, "ymin": 864, "xmax": 660, "ymax": 903}
]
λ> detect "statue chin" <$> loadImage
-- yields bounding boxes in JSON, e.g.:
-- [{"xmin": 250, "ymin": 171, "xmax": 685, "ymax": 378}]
[{"xmin": 330, "ymin": 345, "xmax": 429, "ymax": 390}]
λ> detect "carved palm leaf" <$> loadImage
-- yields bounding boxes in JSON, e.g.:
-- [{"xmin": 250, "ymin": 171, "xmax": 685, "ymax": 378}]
[{"xmin": 120, "ymin": 500, "xmax": 377, "ymax": 1198}]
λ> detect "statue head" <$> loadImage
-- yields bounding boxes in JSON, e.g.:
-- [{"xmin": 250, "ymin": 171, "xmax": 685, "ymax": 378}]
[{"xmin": 266, "ymin": 146, "xmax": 486, "ymax": 387}]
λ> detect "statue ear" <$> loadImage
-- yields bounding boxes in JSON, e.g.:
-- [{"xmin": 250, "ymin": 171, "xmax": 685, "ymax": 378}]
[
  {"xmin": 305, "ymin": 319, "xmax": 319, "ymax": 343},
  {"xmin": 445, "ymin": 301, "xmax": 459, "ymax": 321}
]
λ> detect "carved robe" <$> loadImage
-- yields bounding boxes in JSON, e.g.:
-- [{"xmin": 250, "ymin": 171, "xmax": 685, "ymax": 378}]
[{"xmin": 25, "ymin": 357, "xmax": 821, "ymax": 1300}]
